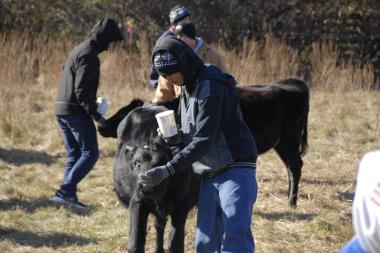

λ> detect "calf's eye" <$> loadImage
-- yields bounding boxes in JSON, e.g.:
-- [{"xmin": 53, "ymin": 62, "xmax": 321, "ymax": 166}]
[{"xmin": 142, "ymin": 153, "xmax": 152, "ymax": 162}]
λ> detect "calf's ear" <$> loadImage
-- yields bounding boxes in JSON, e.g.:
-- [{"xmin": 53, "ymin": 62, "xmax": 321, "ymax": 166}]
[
  {"xmin": 125, "ymin": 145, "xmax": 135, "ymax": 152},
  {"xmin": 124, "ymin": 145, "xmax": 136, "ymax": 160}
]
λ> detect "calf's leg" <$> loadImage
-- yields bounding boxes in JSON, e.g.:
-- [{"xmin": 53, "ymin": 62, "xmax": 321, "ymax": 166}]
[
  {"xmin": 167, "ymin": 203, "xmax": 190, "ymax": 253},
  {"xmin": 274, "ymin": 140, "xmax": 303, "ymax": 208},
  {"xmin": 154, "ymin": 216, "xmax": 167, "ymax": 253},
  {"xmin": 127, "ymin": 198, "xmax": 150, "ymax": 253}
]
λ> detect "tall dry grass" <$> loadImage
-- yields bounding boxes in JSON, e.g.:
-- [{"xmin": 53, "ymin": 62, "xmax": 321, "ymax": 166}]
[
  {"xmin": 0, "ymin": 32, "xmax": 375, "ymax": 149},
  {"xmin": 0, "ymin": 33, "xmax": 66, "ymax": 149},
  {"xmin": 221, "ymin": 35, "xmax": 300, "ymax": 84},
  {"xmin": 0, "ymin": 32, "xmax": 153, "ymax": 151},
  {"xmin": 0, "ymin": 31, "xmax": 379, "ymax": 252},
  {"xmin": 309, "ymin": 41, "xmax": 374, "ymax": 91}
]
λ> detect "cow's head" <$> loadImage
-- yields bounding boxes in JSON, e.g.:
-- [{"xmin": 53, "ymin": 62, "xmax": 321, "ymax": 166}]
[
  {"xmin": 98, "ymin": 99, "xmax": 144, "ymax": 138},
  {"xmin": 97, "ymin": 98, "xmax": 179, "ymax": 139},
  {"xmin": 113, "ymin": 104, "xmax": 178, "ymax": 205}
]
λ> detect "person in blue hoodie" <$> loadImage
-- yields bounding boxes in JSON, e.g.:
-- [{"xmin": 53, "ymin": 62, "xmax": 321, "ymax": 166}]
[{"xmin": 138, "ymin": 36, "xmax": 258, "ymax": 252}]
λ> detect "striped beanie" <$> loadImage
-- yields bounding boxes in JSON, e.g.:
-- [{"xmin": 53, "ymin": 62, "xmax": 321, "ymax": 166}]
[{"xmin": 153, "ymin": 51, "xmax": 179, "ymax": 77}]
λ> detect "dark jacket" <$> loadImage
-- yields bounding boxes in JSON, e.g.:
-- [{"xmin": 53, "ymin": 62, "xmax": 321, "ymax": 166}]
[
  {"xmin": 152, "ymin": 36, "xmax": 257, "ymax": 176},
  {"xmin": 55, "ymin": 19, "xmax": 123, "ymax": 120}
]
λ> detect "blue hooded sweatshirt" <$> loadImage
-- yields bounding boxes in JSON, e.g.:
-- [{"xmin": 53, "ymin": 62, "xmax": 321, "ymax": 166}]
[{"xmin": 152, "ymin": 36, "xmax": 257, "ymax": 176}]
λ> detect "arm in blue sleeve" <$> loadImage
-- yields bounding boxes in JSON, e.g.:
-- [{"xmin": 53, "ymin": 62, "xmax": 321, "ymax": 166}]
[
  {"xmin": 150, "ymin": 66, "xmax": 159, "ymax": 89},
  {"xmin": 168, "ymin": 95, "xmax": 226, "ymax": 172}
]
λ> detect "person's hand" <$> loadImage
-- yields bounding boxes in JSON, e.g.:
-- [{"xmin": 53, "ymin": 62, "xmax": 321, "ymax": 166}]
[
  {"xmin": 96, "ymin": 116, "xmax": 107, "ymax": 128},
  {"xmin": 157, "ymin": 127, "xmax": 183, "ymax": 146},
  {"xmin": 138, "ymin": 165, "xmax": 172, "ymax": 188},
  {"xmin": 157, "ymin": 128, "xmax": 163, "ymax": 138}
]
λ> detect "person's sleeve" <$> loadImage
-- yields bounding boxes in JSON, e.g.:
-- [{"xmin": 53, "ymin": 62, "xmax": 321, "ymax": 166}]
[
  {"xmin": 152, "ymin": 76, "xmax": 176, "ymax": 103},
  {"xmin": 74, "ymin": 55, "xmax": 102, "ymax": 121},
  {"xmin": 168, "ymin": 95, "xmax": 225, "ymax": 172},
  {"xmin": 150, "ymin": 66, "xmax": 159, "ymax": 89}
]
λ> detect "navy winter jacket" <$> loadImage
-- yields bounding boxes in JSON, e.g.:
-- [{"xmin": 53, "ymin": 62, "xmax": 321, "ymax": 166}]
[{"xmin": 152, "ymin": 36, "xmax": 257, "ymax": 175}]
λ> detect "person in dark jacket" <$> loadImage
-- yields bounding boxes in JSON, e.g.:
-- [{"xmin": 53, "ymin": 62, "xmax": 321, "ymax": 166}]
[
  {"xmin": 52, "ymin": 18, "xmax": 123, "ymax": 210},
  {"xmin": 139, "ymin": 36, "xmax": 258, "ymax": 252},
  {"xmin": 149, "ymin": 5, "xmax": 191, "ymax": 88},
  {"xmin": 152, "ymin": 20, "xmax": 229, "ymax": 103}
]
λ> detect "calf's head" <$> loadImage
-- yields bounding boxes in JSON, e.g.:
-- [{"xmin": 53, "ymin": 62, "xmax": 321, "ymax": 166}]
[{"xmin": 127, "ymin": 143, "xmax": 173, "ymax": 199}]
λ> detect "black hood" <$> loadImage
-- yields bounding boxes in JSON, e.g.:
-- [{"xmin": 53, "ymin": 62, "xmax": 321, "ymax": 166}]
[
  {"xmin": 87, "ymin": 18, "xmax": 124, "ymax": 53},
  {"xmin": 198, "ymin": 64, "xmax": 237, "ymax": 88},
  {"xmin": 152, "ymin": 36, "xmax": 203, "ymax": 87}
]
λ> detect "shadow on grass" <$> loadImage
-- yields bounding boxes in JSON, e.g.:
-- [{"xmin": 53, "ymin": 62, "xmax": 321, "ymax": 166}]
[
  {"xmin": 255, "ymin": 211, "xmax": 315, "ymax": 221},
  {"xmin": 0, "ymin": 147, "xmax": 58, "ymax": 166},
  {"xmin": 336, "ymin": 191, "xmax": 354, "ymax": 202},
  {"xmin": 0, "ymin": 197, "xmax": 95, "ymax": 216},
  {"xmin": 302, "ymin": 178, "xmax": 354, "ymax": 186},
  {"xmin": 0, "ymin": 227, "xmax": 97, "ymax": 248}
]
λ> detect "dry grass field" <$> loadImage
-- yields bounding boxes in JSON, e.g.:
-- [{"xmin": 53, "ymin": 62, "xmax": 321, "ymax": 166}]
[{"xmin": 0, "ymin": 33, "xmax": 379, "ymax": 252}]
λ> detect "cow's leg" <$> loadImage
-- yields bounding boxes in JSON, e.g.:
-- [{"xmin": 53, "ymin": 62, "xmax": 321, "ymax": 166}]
[
  {"xmin": 153, "ymin": 216, "xmax": 167, "ymax": 253},
  {"xmin": 167, "ymin": 204, "xmax": 189, "ymax": 253},
  {"xmin": 127, "ymin": 198, "xmax": 150, "ymax": 253},
  {"xmin": 274, "ymin": 139, "xmax": 303, "ymax": 208}
]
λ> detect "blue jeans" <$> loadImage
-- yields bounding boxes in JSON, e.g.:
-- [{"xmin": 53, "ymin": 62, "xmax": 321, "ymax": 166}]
[
  {"xmin": 196, "ymin": 166, "xmax": 258, "ymax": 253},
  {"xmin": 56, "ymin": 114, "xmax": 99, "ymax": 195},
  {"xmin": 340, "ymin": 237, "xmax": 368, "ymax": 253}
]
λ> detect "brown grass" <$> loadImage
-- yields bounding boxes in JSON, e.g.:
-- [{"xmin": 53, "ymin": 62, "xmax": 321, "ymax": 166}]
[
  {"xmin": 220, "ymin": 35, "xmax": 300, "ymax": 84},
  {"xmin": 0, "ymin": 32, "xmax": 379, "ymax": 252}
]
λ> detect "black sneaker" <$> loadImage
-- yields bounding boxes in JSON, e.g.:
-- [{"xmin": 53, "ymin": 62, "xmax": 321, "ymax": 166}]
[{"xmin": 51, "ymin": 190, "xmax": 89, "ymax": 210}]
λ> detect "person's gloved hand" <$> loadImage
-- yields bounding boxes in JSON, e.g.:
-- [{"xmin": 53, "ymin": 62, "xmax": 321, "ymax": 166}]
[
  {"xmin": 96, "ymin": 116, "xmax": 107, "ymax": 129},
  {"xmin": 138, "ymin": 165, "xmax": 173, "ymax": 188},
  {"xmin": 157, "ymin": 127, "xmax": 183, "ymax": 146}
]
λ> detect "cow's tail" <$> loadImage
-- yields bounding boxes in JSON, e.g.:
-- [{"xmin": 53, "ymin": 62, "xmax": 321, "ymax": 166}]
[
  {"xmin": 300, "ymin": 112, "xmax": 308, "ymax": 156},
  {"xmin": 300, "ymin": 83, "xmax": 309, "ymax": 157}
]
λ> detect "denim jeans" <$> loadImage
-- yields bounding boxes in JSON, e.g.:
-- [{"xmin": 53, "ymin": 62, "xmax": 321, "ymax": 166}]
[
  {"xmin": 340, "ymin": 237, "xmax": 368, "ymax": 253},
  {"xmin": 195, "ymin": 166, "xmax": 258, "ymax": 253},
  {"xmin": 56, "ymin": 114, "xmax": 99, "ymax": 196}
]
